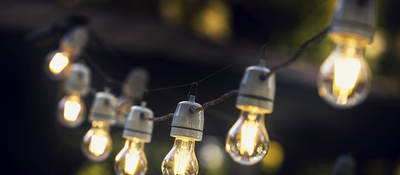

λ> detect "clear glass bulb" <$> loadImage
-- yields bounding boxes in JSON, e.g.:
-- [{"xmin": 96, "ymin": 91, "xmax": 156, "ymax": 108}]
[
  {"xmin": 226, "ymin": 111, "xmax": 270, "ymax": 165},
  {"xmin": 115, "ymin": 138, "xmax": 148, "ymax": 175},
  {"xmin": 161, "ymin": 137, "xmax": 198, "ymax": 175},
  {"xmin": 318, "ymin": 42, "xmax": 370, "ymax": 108},
  {"xmin": 57, "ymin": 94, "xmax": 85, "ymax": 128},
  {"xmin": 81, "ymin": 121, "xmax": 112, "ymax": 161}
]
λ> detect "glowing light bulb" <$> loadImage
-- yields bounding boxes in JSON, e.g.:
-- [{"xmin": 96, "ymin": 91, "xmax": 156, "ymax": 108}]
[
  {"xmin": 45, "ymin": 51, "xmax": 72, "ymax": 79},
  {"xmin": 58, "ymin": 94, "xmax": 85, "ymax": 128},
  {"xmin": 161, "ymin": 137, "xmax": 198, "ymax": 175},
  {"xmin": 115, "ymin": 138, "xmax": 147, "ymax": 175},
  {"xmin": 318, "ymin": 41, "xmax": 370, "ymax": 108},
  {"xmin": 49, "ymin": 52, "xmax": 70, "ymax": 74},
  {"xmin": 226, "ymin": 111, "xmax": 270, "ymax": 165},
  {"xmin": 82, "ymin": 121, "xmax": 112, "ymax": 161}
]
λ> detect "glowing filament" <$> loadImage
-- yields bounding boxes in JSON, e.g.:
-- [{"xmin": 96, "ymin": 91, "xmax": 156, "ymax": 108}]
[
  {"xmin": 240, "ymin": 120, "xmax": 258, "ymax": 155},
  {"xmin": 49, "ymin": 52, "xmax": 69, "ymax": 74},
  {"xmin": 124, "ymin": 151, "xmax": 140, "ymax": 175},
  {"xmin": 89, "ymin": 135, "xmax": 108, "ymax": 156},
  {"xmin": 63, "ymin": 97, "xmax": 82, "ymax": 122},
  {"xmin": 333, "ymin": 57, "xmax": 361, "ymax": 104},
  {"xmin": 174, "ymin": 144, "xmax": 190, "ymax": 175}
]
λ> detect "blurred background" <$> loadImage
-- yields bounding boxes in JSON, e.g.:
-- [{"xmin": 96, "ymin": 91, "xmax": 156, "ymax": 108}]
[{"xmin": 2, "ymin": 0, "xmax": 400, "ymax": 175}]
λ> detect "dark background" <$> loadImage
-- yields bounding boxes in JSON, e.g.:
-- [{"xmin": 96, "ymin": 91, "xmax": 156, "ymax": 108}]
[{"xmin": 2, "ymin": 0, "xmax": 400, "ymax": 175}]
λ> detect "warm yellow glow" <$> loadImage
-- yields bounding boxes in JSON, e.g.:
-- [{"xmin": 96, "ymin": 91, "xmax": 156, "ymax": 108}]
[
  {"xmin": 192, "ymin": 0, "xmax": 231, "ymax": 42},
  {"xmin": 366, "ymin": 31, "xmax": 386, "ymax": 59},
  {"xmin": 239, "ymin": 115, "xmax": 258, "ymax": 155},
  {"xmin": 124, "ymin": 150, "xmax": 140, "ymax": 175},
  {"xmin": 49, "ymin": 52, "xmax": 69, "ymax": 74},
  {"xmin": 63, "ymin": 95, "xmax": 82, "ymax": 122},
  {"xmin": 89, "ymin": 134, "xmax": 109, "ymax": 157},
  {"xmin": 395, "ymin": 163, "xmax": 400, "ymax": 175},
  {"xmin": 174, "ymin": 141, "xmax": 190, "ymax": 175},
  {"xmin": 160, "ymin": 0, "xmax": 183, "ymax": 24},
  {"xmin": 261, "ymin": 141, "xmax": 284, "ymax": 172},
  {"xmin": 333, "ymin": 56, "xmax": 361, "ymax": 104}
]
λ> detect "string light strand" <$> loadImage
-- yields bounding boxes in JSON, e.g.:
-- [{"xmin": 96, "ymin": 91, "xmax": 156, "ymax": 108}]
[
  {"xmin": 147, "ymin": 26, "xmax": 331, "ymax": 122},
  {"xmin": 191, "ymin": 89, "xmax": 238, "ymax": 113},
  {"xmin": 268, "ymin": 26, "xmax": 331, "ymax": 76}
]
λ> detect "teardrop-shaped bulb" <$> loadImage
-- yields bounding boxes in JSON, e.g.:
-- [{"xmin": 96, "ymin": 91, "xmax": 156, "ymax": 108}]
[
  {"xmin": 57, "ymin": 94, "xmax": 85, "ymax": 128},
  {"xmin": 81, "ymin": 121, "xmax": 112, "ymax": 161},
  {"xmin": 226, "ymin": 111, "xmax": 270, "ymax": 165},
  {"xmin": 115, "ymin": 138, "xmax": 148, "ymax": 175},
  {"xmin": 318, "ymin": 42, "xmax": 370, "ymax": 108},
  {"xmin": 161, "ymin": 137, "xmax": 198, "ymax": 175}
]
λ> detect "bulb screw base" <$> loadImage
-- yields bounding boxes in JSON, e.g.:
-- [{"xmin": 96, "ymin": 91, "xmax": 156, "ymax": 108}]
[
  {"xmin": 89, "ymin": 91, "xmax": 117, "ymax": 125},
  {"xmin": 65, "ymin": 63, "xmax": 91, "ymax": 96},
  {"xmin": 236, "ymin": 64, "xmax": 275, "ymax": 114},
  {"xmin": 330, "ymin": 0, "xmax": 376, "ymax": 43},
  {"xmin": 123, "ymin": 102, "xmax": 154, "ymax": 142},
  {"xmin": 170, "ymin": 96, "xmax": 204, "ymax": 141}
]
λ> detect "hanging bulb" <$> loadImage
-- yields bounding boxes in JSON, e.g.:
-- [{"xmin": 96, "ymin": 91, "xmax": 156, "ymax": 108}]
[
  {"xmin": 82, "ymin": 121, "xmax": 113, "ymax": 161},
  {"xmin": 226, "ymin": 61, "xmax": 275, "ymax": 165},
  {"xmin": 115, "ymin": 138, "xmax": 148, "ymax": 175},
  {"xmin": 45, "ymin": 51, "xmax": 71, "ymax": 79},
  {"xmin": 226, "ymin": 111, "xmax": 269, "ymax": 165},
  {"xmin": 116, "ymin": 68, "xmax": 149, "ymax": 126},
  {"xmin": 57, "ymin": 63, "xmax": 90, "ymax": 128},
  {"xmin": 318, "ymin": 42, "xmax": 370, "ymax": 107},
  {"xmin": 161, "ymin": 137, "xmax": 198, "ymax": 175},
  {"xmin": 115, "ymin": 102, "xmax": 154, "ymax": 175},
  {"xmin": 48, "ymin": 51, "xmax": 69, "ymax": 75},
  {"xmin": 161, "ymin": 95, "xmax": 203, "ymax": 175},
  {"xmin": 45, "ymin": 27, "xmax": 88, "ymax": 80},
  {"xmin": 317, "ymin": 0, "xmax": 376, "ymax": 108},
  {"xmin": 82, "ymin": 91, "xmax": 117, "ymax": 161},
  {"xmin": 57, "ymin": 93, "xmax": 85, "ymax": 127}
]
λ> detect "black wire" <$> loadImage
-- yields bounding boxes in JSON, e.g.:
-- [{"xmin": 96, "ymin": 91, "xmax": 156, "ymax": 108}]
[
  {"xmin": 145, "ymin": 64, "xmax": 233, "ymax": 94},
  {"xmin": 269, "ymin": 26, "xmax": 331, "ymax": 74},
  {"xmin": 145, "ymin": 82, "xmax": 194, "ymax": 93},
  {"xmin": 259, "ymin": 44, "xmax": 269, "ymax": 61},
  {"xmin": 257, "ymin": 0, "xmax": 332, "ymax": 69},
  {"xmin": 88, "ymin": 29, "xmax": 124, "ymax": 60},
  {"xmin": 25, "ymin": 14, "xmax": 89, "ymax": 43},
  {"xmin": 82, "ymin": 52, "xmax": 123, "ymax": 88},
  {"xmin": 86, "ymin": 29, "xmax": 234, "ymax": 96},
  {"xmin": 187, "ymin": 82, "xmax": 199, "ymax": 99}
]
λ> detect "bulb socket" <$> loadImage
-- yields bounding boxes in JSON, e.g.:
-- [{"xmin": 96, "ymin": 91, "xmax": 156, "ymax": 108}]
[
  {"xmin": 170, "ymin": 95, "xmax": 204, "ymax": 141},
  {"xmin": 122, "ymin": 68, "xmax": 149, "ymax": 101},
  {"xmin": 60, "ymin": 26, "xmax": 89, "ymax": 59},
  {"xmin": 236, "ymin": 64, "xmax": 275, "ymax": 114},
  {"xmin": 65, "ymin": 63, "xmax": 91, "ymax": 96},
  {"xmin": 89, "ymin": 91, "xmax": 117, "ymax": 125},
  {"xmin": 123, "ymin": 102, "xmax": 154, "ymax": 143},
  {"xmin": 330, "ymin": 0, "xmax": 376, "ymax": 43}
]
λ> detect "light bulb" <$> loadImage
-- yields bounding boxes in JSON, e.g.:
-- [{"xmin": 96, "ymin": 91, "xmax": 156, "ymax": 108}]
[
  {"xmin": 318, "ymin": 40, "xmax": 370, "ymax": 108},
  {"xmin": 49, "ymin": 52, "xmax": 69, "ymax": 74},
  {"xmin": 115, "ymin": 138, "xmax": 148, "ymax": 175},
  {"xmin": 57, "ymin": 93, "xmax": 85, "ymax": 128},
  {"xmin": 45, "ymin": 51, "xmax": 71, "ymax": 79},
  {"xmin": 161, "ymin": 137, "xmax": 198, "ymax": 175},
  {"xmin": 81, "ymin": 121, "xmax": 112, "ymax": 161},
  {"xmin": 226, "ymin": 111, "xmax": 270, "ymax": 165}
]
